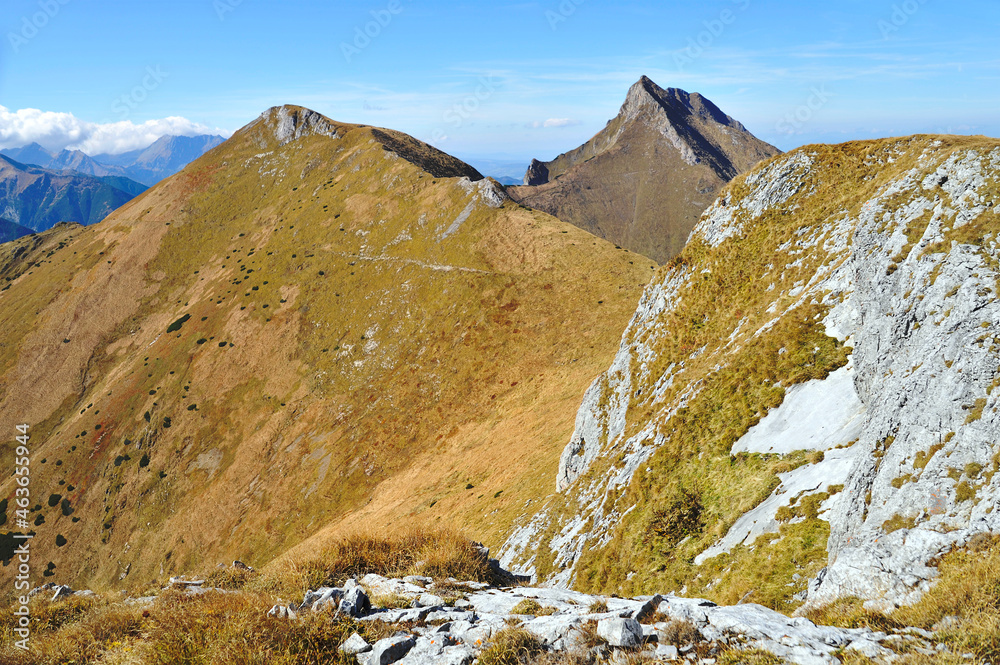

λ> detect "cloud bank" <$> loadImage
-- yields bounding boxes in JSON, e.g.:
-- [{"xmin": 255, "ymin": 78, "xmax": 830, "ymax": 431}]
[{"xmin": 0, "ymin": 106, "xmax": 229, "ymax": 155}]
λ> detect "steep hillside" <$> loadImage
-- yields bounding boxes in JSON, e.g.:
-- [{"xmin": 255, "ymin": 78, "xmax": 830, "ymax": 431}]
[
  {"xmin": 0, "ymin": 155, "xmax": 147, "ymax": 232},
  {"xmin": 508, "ymin": 76, "xmax": 780, "ymax": 264},
  {"xmin": 500, "ymin": 135, "xmax": 1000, "ymax": 614},
  {"xmin": 0, "ymin": 106, "xmax": 651, "ymax": 595}
]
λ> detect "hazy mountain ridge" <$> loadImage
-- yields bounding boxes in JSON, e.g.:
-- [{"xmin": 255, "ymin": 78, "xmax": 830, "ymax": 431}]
[
  {"xmin": 509, "ymin": 76, "xmax": 780, "ymax": 264},
  {"xmin": 1, "ymin": 134, "xmax": 225, "ymax": 186},
  {"xmin": 0, "ymin": 154, "xmax": 147, "ymax": 233},
  {"xmin": 0, "ymin": 218, "xmax": 33, "ymax": 243}
]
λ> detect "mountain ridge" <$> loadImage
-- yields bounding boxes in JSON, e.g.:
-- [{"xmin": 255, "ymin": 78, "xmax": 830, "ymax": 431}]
[
  {"xmin": 0, "ymin": 154, "xmax": 147, "ymax": 233},
  {"xmin": 0, "ymin": 104, "xmax": 651, "ymax": 593},
  {"xmin": 1, "ymin": 134, "xmax": 226, "ymax": 186},
  {"xmin": 500, "ymin": 134, "xmax": 1000, "ymax": 616}
]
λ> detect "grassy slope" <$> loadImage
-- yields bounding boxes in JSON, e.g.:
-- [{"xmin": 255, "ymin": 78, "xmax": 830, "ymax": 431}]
[
  {"xmin": 526, "ymin": 135, "xmax": 1000, "ymax": 611},
  {"xmin": 0, "ymin": 108, "xmax": 651, "ymax": 597}
]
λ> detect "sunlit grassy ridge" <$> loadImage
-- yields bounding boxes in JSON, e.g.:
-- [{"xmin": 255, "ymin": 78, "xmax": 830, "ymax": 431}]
[
  {"xmin": 517, "ymin": 135, "xmax": 1000, "ymax": 609},
  {"xmin": 0, "ymin": 106, "xmax": 651, "ymax": 597}
]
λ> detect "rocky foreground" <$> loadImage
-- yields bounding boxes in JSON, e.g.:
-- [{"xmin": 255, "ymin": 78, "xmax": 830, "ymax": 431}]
[{"xmin": 256, "ymin": 574, "xmax": 956, "ymax": 665}]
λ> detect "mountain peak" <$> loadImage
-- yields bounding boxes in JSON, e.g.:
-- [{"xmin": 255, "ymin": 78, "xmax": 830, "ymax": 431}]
[
  {"xmin": 258, "ymin": 105, "xmax": 342, "ymax": 146},
  {"xmin": 508, "ymin": 75, "xmax": 780, "ymax": 263}
]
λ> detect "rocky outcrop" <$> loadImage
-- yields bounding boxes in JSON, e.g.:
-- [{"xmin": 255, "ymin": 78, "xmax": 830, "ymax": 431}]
[
  {"xmin": 501, "ymin": 135, "xmax": 1000, "ymax": 612},
  {"xmin": 264, "ymin": 105, "xmax": 342, "ymax": 145},
  {"xmin": 262, "ymin": 574, "xmax": 942, "ymax": 664},
  {"xmin": 523, "ymin": 159, "xmax": 549, "ymax": 186}
]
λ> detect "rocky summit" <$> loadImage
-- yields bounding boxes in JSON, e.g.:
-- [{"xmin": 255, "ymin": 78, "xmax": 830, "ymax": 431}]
[{"xmin": 508, "ymin": 76, "xmax": 780, "ymax": 264}]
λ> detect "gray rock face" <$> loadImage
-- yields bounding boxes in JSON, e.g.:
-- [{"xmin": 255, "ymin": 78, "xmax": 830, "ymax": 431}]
[
  {"xmin": 368, "ymin": 635, "xmax": 416, "ymax": 665},
  {"xmin": 524, "ymin": 159, "xmax": 549, "ymax": 186},
  {"xmin": 500, "ymin": 138, "xmax": 1000, "ymax": 609},
  {"xmin": 597, "ymin": 617, "xmax": 643, "ymax": 648},
  {"xmin": 264, "ymin": 105, "xmax": 340, "ymax": 146}
]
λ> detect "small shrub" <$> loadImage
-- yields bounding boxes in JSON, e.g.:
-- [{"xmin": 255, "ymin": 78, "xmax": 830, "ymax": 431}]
[
  {"xmin": 166, "ymin": 314, "xmax": 191, "ymax": 333},
  {"xmin": 965, "ymin": 462, "xmax": 984, "ymax": 479},
  {"xmin": 370, "ymin": 593, "xmax": 411, "ymax": 609},
  {"xmin": 478, "ymin": 627, "xmax": 545, "ymax": 665},
  {"xmin": 660, "ymin": 619, "xmax": 701, "ymax": 647},
  {"xmin": 718, "ymin": 648, "xmax": 782, "ymax": 665},
  {"xmin": 805, "ymin": 596, "xmax": 903, "ymax": 632},
  {"xmin": 510, "ymin": 598, "xmax": 556, "ymax": 616},
  {"xmin": 205, "ymin": 565, "xmax": 259, "ymax": 590},
  {"xmin": 955, "ymin": 481, "xmax": 976, "ymax": 503},
  {"xmin": 587, "ymin": 599, "xmax": 608, "ymax": 614},
  {"xmin": 882, "ymin": 514, "xmax": 917, "ymax": 534},
  {"xmin": 914, "ymin": 443, "xmax": 945, "ymax": 470},
  {"xmin": 646, "ymin": 488, "xmax": 704, "ymax": 548}
]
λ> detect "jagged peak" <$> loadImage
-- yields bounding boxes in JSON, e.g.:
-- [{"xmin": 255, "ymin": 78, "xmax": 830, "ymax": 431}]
[{"xmin": 623, "ymin": 76, "xmax": 742, "ymax": 131}]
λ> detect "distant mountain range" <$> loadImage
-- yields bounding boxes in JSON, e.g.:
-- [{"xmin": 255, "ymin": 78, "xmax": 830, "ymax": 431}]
[
  {"xmin": 0, "ymin": 154, "xmax": 147, "ymax": 234},
  {"xmin": 1, "ymin": 134, "xmax": 225, "ymax": 187},
  {"xmin": 508, "ymin": 76, "xmax": 780, "ymax": 264},
  {"xmin": 0, "ymin": 218, "xmax": 34, "ymax": 243}
]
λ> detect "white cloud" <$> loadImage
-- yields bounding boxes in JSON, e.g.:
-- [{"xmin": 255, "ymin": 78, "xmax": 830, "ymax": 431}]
[
  {"xmin": 0, "ymin": 106, "xmax": 229, "ymax": 155},
  {"xmin": 527, "ymin": 118, "xmax": 580, "ymax": 129}
]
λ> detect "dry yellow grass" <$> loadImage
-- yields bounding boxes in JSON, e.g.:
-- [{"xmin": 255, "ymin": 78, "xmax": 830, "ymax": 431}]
[
  {"xmin": 0, "ymin": 528, "xmax": 485, "ymax": 664},
  {"xmin": 808, "ymin": 535, "xmax": 1000, "ymax": 664},
  {"xmin": 0, "ymin": 106, "xmax": 650, "ymax": 597}
]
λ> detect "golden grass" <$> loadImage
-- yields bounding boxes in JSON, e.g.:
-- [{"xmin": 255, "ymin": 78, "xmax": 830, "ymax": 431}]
[
  {"xmin": 0, "ymin": 105, "xmax": 650, "ymax": 598},
  {"xmin": 510, "ymin": 598, "xmax": 557, "ymax": 616},
  {"xmin": 478, "ymin": 627, "xmax": 546, "ymax": 665},
  {"xmin": 0, "ymin": 529, "xmax": 498, "ymax": 663},
  {"xmin": 261, "ymin": 528, "xmax": 499, "ymax": 598},
  {"xmin": 808, "ymin": 537, "xmax": 1000, "ymax": 664}
]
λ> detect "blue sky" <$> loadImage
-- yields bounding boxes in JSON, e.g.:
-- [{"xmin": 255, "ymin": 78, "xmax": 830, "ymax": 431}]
[{"xmin": 1, "ymin": 0, "xmax": 998, "ymax": 166}]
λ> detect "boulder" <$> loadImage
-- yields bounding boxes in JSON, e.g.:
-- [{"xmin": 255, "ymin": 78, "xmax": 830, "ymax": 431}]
[
  {"xmin": 340, "ymin": 586, "xmax": 372, "ymax": 618},
  {"xmin": 339, "ymin": 632, "xmax": 372, "ymax": 656},
  {"xmin": 597, "ymin": 617, "xmax": 643, "ymax": 648},
  {"xmin": 368, "ymin": 635, "xmax": 416, "ymax": 665},
  {"xmin": 51, "ymin": 585, "xmax": 74, "ymax": 601},
  {"xmin": 267, "ymin": 605, "xmax": 297, "ymax": 620}
]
